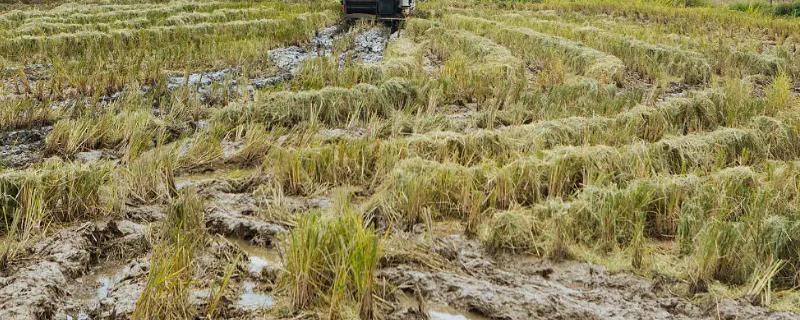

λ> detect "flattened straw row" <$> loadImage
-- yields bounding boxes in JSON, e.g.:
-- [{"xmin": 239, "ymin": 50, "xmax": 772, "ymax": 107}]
[
  {"xmin": 216, "ymin": 77, "xmax": 420, "ymax": 129},
  {"xmin": 444, "ymin": 14, "xmax": 625, "ymax": 84},
  {"xmin": 7, "ymin": 7, "xmax": 285, "ymax": 36},
  {"xmin": 1, "ymin": 11, "xmax": 337, "ymax": 58},
  {"xmin": 375, "ymin": 117, "xmax": 800, "ymax": 225},
  {"xmin": 486, "ymin": 12, "xmax": 711, "ymax": 84},
  {"xmin": 265, "ymin": 88, "xmax": 768, "ymax": 192}
]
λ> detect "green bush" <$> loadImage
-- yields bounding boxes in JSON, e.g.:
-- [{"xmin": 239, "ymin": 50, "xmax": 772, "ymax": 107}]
[{"xmin": 731, "ymin": 1, "xmax": 800, "ymax": 17}]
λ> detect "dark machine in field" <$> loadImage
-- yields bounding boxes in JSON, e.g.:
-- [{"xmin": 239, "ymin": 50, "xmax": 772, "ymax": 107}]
[{"xmin": 341, "ymin": 0, "xmax": 415, "ymax": 20}]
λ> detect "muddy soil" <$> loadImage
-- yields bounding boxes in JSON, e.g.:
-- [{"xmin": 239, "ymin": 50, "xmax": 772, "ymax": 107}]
[
  {"xmin": 0, "ymin": 220, "xmax": 148, "ymax": 319},
  {"xmin": 53, "ymin": 176, "xmax": 296, "ymax": 319},
  {"xmin": 167, "ymin": 24, "xmax": 392, "ymax": 97},
  {"xmin": 381, "ymin": 231, "xmax": 798, "ymax": 320},
  {"xmin": 352, "ymin": 27, "xmax": 390, "ymax": 64},
  {"xmin": 1, "ymin": 24, "xmax": 393, "ymax": 170},
  {"xmin": 166, "ymin": 67, "xmax": 242, "ymax": 93},
  {"xmin": 2, "ymin": 171, "xmax": 798, "ymax": 319},
  {"xmin": 0, "ymin": 173, "xmax": 290, "ymax": 319},
  {"xmin": 0, "ymin": 64, "xmax": 52, "ymax": 99},
  {"xmin": 167, "ymin": 25, "xmax": 389, "ymax": 97},
  {"xmin": 0, "ymin": 126, "xmax": 50, "ymax": 168},
  {"xmin": 268, "ymin": 26, "xmax": 340, "ymax": 76}
]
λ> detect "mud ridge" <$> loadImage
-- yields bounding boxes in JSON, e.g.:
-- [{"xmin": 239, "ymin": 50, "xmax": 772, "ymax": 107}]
[
  {"xmin": 0, "ymin": 220, "xmax": 148, "ymax": 319},
  {"xmin": 381, "ymin": 234, "xmax": 797, "ymax": 320}
]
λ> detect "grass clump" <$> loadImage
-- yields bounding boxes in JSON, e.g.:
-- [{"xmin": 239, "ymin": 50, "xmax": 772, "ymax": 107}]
[
  {"xmin": 265, "ymin": 129, "xmax": 514, "ymax": 195},
  {"xmin": 120, "ymin": 146, "xmax": 178, "ymax": 205},
  {"xmin": 0, "ymin": 160, "xmax": 114, "ymax": 230},
  {"xmin": 0, "ymin": 160, "xmax": 113, "ymax": 262},
  {"xmin": 484, "ymin": 209, "xmax": 541, "ymax": 254},
  {"xmin": 378, "ymin": 158, "xmax": 488, "ymax": 227},
  {"xmin": 445, "ymin": 14, "xmax": 625, "ymax": 84},
  {"xmin": 264, "ymin": 89, "xmax": 746, "ymax": 197},
  {"xmin": 133, "ymin": 189, "xmax": 207, "ymax": 320},
  {"xmin": 765, "ymin": 71, "xmax": 797, "ymax": 115},
  {"xmin": 278, "ymin": 208, "xmax": 382, "ymax": 319},
  {"xmin": 651, "ymin": 127, "xmax": 764, "ymax": 174},
  {"xmin": 561, "ymin": 163, "xmax": 800, "ymax": 295},
  {"xmin": 569, "ymin": 175, "xmax": 702, "ymax": 250},
  {"xmin": 682, "ymin": 166, "xmax": 800, "ymax": 293},
  {"xmin": 292, "ymin": 56, "xmax": 384, "ymax": 90},
  {"xmin": 495, "ymin": 11, "xmax": 711, "ymax": 84},
  {"xmin": 425, "ymin": 25, "xmax": 526, "ymax": 105},
  {"xmin": 267, "ymin": 140, "xmax": 382, "ymax": 196},
  {"xmin": 176, "ymin": 133, "xmax": 224, "ymax": 173},
  {"xmin": 226, "ymin": 123, "xmax": 277, "ymax": 165},
  {"xmin": 216, "ymin": 78, "xmax": 419, "ymax": 129},
  {"xmin": 44, "ymin": 109, "xmax": 167, "ymax": 159},
  {"xmin": 0, "ymin": 98, "xmax": 54, "ymax": 132},
  {"xmin": 491, "ymin": 145, "xmax": 624, "ymax": 207},
  {"xmin": 380, "ymin": 36, "xmax": 426, "ymax": 79}
]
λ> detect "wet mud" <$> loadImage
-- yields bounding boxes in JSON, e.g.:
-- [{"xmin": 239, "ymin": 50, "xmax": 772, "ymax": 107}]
[
  {"xmin": 352, "ymin": 27, "xmax": 390, "ymax": 64},
  {"xmin": 0, "ymin": 220, "xmax": 148, "ymax": 319},
  {"xmin": 206, "ymin": 203, "xmax": 287, "ymax": 248},
  {"xmin": 1, "ymin": 64, "xmax": 52, "ymax": 99},
  {"xmin": 0, "ymin": 126, "xmax": 50, "ymax": 168},
  {"xmin": 61, "ymin": 258, "xmax": 149, "ymax": 320},
  {"xmin": 381, "ymin": 232, "xmax": 798, "ymax": 320},
  {"xmin": 3, "ymin": 171, "xmax": 798, "ymax": 319},
  {"xmin": 0, "ymin": 24, "xmax": 393, "ymax": 170},
  {"xmin": 167, "ymin": 24, "xmax": 392, "ymax": 98},
  {"xmin": 237, "ymin": 281, "xmax": 275, "ymax": 311},
  {"xmin": 0, "ymin": 174, "xmax": 292, "ymax": 319}
]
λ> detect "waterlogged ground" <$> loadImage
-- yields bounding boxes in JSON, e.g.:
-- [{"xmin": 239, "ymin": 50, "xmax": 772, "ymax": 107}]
[
  {"xmin": 3, "ymin": 0, "xmax": 800, "ymax": 319},
  {"xmin": 3, "ymin": 187, "xmax": 795, "ymax": 319},
  {"xmin": 2, "ymin": 173, "xmax": 795, "ymax": 320},
  {"xmin": 0, "ymin": 22, "xmax": 391, "ymax": 169}
]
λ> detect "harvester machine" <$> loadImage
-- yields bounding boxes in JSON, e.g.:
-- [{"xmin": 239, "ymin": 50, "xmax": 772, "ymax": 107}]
[{"xmin": 341, "ymin": 0, "xmax": 415, "ymax": 21}]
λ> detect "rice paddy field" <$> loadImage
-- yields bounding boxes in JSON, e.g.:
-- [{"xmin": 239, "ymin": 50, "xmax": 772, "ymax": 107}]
[{"xmin": 2, "ymin": 0, "xmax": 800, "ymax": 319}]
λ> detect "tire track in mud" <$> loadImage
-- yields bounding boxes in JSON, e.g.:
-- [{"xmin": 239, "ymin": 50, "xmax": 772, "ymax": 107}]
[
  {"xmin": 381, "ymin": 234, "xmax": 798, "ymax": 320},
  {"xmin": 44, "ymin": 175, "xmax": 328, "ymax": 319},
  {"xmin": 3, "ymin": 173, "xmax": 797, "ymax": 319},
  {"xmin": 0, "ymin": 220, "xmax": 148, "ymax": 319},
  {"xmin": 2, "ymin": 23, "xmax": 393, "ymax": 103},
  {"xmin": 166, "ymin": 23, "xmax": 393, "ymax": 97},
  {"xmin": 0, "ymin": 23, "xmax": 394, "ymax": 170}
]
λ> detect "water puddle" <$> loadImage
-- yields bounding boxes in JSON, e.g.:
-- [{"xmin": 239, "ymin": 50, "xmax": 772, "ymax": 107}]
[
  {"xmin": 236, "ymin": 281, "xmax": 274, "ymax": 311},
  {"xmin": 397, "ymin": 293, "xmax": 487, "ymax": 320},
  {"xmin": 96, "ymin": 276, "xmax": 114, "ymax": 300},
  {"xmin": 71, "ymin": 261, "xmax": 126, "ymax": 304},
  {"xmin": 227, "ymin": 237, "xmax": 281, "ymax": 277},
  {"xmin": 247, "ymin": 255, "xmax": 270, "ymax": 276},
  {"xmin": 429, "ymin": 308, "xmax": 487, "ymax": 320},
  {"xmin": 225, "ymin": 237, "xmax": 279, "ymax": 311}
]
